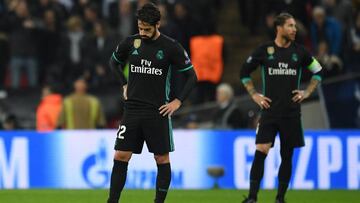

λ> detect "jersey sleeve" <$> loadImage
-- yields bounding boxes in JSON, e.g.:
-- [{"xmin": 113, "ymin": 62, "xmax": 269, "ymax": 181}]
[
  {"xmin": 171, "ymin": 42, "xmax": 193, "ymax": 73},
  {"xmin": 112, "ymin": 37, "xmax": 132, "ymax": 66},
  {"xmin": 171, "ymin": 42, "xmax": 197, "ymax": 102},
  {"xmin": 109, "ymin": 37, "xmax": 132, "ymax": 85},
  {"xmin": 301, "ymin": 47, "xmax": 323, "ymax": 81},
  {"xmin": 240, "ymin": 45, "xmax": 265, "ymax": 84}
]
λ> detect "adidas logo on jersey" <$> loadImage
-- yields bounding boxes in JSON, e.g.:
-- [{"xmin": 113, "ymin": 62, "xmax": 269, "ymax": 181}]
[{"xmin": 132, "ymin": 50, "xmax": 139, "ymax": 55}]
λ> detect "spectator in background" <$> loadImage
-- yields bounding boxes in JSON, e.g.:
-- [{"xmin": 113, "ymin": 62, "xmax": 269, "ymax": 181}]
[
  {"xmin": 213, "ymin": 83, "xmax": 247, "ymax": 129},
  {"xmin": 36, "ymin": 84, "xmax": 62, "ymax": 132},
  {"xmin": 316, "ymin": 40, "xmax": 343, "ymax": 78},
  {"xmin": 38, "ymin": 9, "xmax": 63, "ymax": 85},
  {"xmin": 108, "ymin": 0, "xmax": 150, "ymax": 38},
  {"xmin": 83, "ymin": 3, "xmax": 101, "ymax": 33},
  {"xmin": 347, "ymin": 11, "xmax": 360, "ymax": 73},
  {"xmin": 322, "ymin": 0, "xmax": 353, "ymax": 30},
  {"xmin": 57, "ymin": 77, "xmax": 106, "ymax": 129},
  {"xmin": 265, "ymin": 12, "xmax": 277, "ymax": 40},
  {"xmin": 82, "ymin": 20, "xmax": 119, "ymax": 87},
  {"xmin": 0, "ymin": 31, "xmax": 9, "ymax": 98},
  {"xmin": 60, "ymin": 16, "xmax": 86, "ymax": 86},
  {"xmin": 70, "ymin": 0, "xmax": 97, "ymax": 17},
  {"xmin": 7, "ymin": 0, "xmax": 41, "ymax": 88},
  {"xmin": 311, "ymin": 6, "xmax": 342, "ymax": 57},
  {"xmin": 158, "ymin": 3, "xmax": 180, "ymax": 39},
  {"xmin": 190, "ymin": 29, "xmax": 224, "ymax": 104},
  {"xmin": 238, "ymin": 0, "xmax": 263, "ymax": 35},
  {"xmin": 173, "ymin": 1, "xmax": 197, "ymax": 54},
  {"xmin": 1, "ymin": 114, "xmax": 21, "ymax": 130},
  {"xmin": 33, "ymin": 0, "xmax": 68, "ymax": 24}
]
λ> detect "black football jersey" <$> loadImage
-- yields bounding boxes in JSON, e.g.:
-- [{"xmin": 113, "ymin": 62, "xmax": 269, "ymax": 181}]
[
  {"xmin": 240, "ymin": 41, "xmax": 322, "ymax": 117},
  {"xmin": 112, "ymin": 34, "xmax": 194, "ymax": 110}
]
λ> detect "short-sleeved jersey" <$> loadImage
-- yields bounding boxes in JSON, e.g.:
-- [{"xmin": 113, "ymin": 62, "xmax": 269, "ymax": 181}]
[
  {"xmin": 240, "ymin": 41, "xmax": 322, "ymax": 117},
  {"xmin": 112, "ymin": 34, "xmax": 193, "ymax": 112}
]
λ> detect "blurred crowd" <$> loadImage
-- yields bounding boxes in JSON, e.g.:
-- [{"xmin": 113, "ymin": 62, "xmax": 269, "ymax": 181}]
[{"xmin": 0, "ymin": 0, "xmax": 222, "ymax": 91}]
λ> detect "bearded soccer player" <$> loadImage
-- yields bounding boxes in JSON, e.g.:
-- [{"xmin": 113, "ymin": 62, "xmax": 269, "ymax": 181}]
[
  {"xmin": 240, "ymin": 13, "xmax": 323, "ymax": 203},
  {"xmin": 106, "ymin": 3, "xmax": 197, "ymax": 203}
]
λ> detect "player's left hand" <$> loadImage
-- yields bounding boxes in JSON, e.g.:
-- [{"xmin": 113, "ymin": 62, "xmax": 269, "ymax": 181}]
[
  {"xmin": 292, "ymin": 90, "xmax": 310, "ymax": 103},
  {"xmin": 159, "ymin": 99, "xmax": 182, "ymax": 117}
]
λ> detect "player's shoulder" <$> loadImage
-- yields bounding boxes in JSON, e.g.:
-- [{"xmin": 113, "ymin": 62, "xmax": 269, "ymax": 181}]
[
  {"xmin": 116, "ymin": 34, "xmax": 141, "ymax": 51},
  {"xmin": 255, "ymin": 41, "xmax": 274, "ymax": 51},
  {"xmin": 249, "ymin": 41, "xmax": 272, "ymax": 56},
  {"xmin": 291, "ymin": 42, "xmax": 309, "ymax": 53},
  {"xmin": 160, "ymin": 34, "xmax": 182, "ymax": 48},
  {"xmin": 124, "ymin": 34, "xmax": 141, "ymax": 43},
  {"xmin": 160, "ymin": 34, "xmax": 177, "ymax": 44}
]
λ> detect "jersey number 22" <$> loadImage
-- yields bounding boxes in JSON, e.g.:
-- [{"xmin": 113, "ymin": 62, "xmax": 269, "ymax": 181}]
[{"xmin": 117, "ymin": 125, "xmax": 126, "ymax": 139}]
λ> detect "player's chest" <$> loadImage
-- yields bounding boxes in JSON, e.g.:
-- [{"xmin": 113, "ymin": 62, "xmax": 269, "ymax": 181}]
[
  {"xmin": 263, "ymin": 47, "xmax": 302, "ymax": 76},
  {"xmin": 128, "ymin": 43, "xmax": 170, "ymax": 68}
]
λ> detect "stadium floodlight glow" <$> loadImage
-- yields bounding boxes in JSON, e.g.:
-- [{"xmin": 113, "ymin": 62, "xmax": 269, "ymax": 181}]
[{"xmin": 207, "ymin": 166, "xmax": 225, "ymax": 189}]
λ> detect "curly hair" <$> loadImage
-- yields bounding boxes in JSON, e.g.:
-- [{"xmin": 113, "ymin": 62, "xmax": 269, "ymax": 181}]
[{"xmin": 136, "ymin": 3, "xmax": 161, "ymax": 25}]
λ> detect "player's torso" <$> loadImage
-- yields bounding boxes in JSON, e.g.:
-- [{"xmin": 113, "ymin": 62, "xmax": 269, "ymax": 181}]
[
  {"xmin": 261, "ymin": 43, "xmax": 304, "ymax": 117},
  {"xmin": 126, "ymin": 36, "xmax": 173, "ymax": 111}
]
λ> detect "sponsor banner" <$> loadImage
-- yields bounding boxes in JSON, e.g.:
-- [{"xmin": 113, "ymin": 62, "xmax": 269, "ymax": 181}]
[{"xmin": 0, "ymin": 130, "xmax": 359, "ymax": 189}]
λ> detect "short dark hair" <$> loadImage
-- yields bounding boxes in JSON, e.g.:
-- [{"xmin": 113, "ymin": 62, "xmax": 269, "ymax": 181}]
[
  {"xmin": 274, "ymin": 12, "xmax": 294, "ymax": 29},
  {"xmin": 136, "ymin": 3, "xmax": 161, "ymax": 25}
]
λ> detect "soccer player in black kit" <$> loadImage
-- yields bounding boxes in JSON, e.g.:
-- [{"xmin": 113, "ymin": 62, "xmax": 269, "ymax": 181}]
[
  {"xmin": 106, "ymin": 3, "xmax": 197, "ymax": 203},
  {"xmin": 240, "ymin": 13, "xmax": 323, "ymax": 203}
]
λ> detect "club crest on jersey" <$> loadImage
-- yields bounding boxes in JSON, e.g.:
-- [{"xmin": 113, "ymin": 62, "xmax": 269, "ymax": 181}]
[
  {"xmin": 267, "ymin": 46, "xmax": 275, "ymax": 60},
  {"xmin": 292, "ymin": 53, "xmax": 298, "ymax": 62},
  {"xmin": 156, "ymin": 50, "xmax": 164, "ymax": 60},
  {"xmin": 134, "ymin": 39, "xmax": 141, "ymax": 49},
  {"xmin": 267, "ymin": 46, "xmax": 275, "ymax": 55}
]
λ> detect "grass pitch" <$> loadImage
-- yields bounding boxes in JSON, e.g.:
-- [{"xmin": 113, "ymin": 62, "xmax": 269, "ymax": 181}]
[{"xmin": 0, "ymin": 189, "xmax": 358, "ymax": 203}]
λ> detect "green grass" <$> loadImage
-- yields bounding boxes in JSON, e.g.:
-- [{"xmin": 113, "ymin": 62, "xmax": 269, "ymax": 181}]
[{"xmin": 0, "ymin": 189, "xmax": 358, "ymax": 203}]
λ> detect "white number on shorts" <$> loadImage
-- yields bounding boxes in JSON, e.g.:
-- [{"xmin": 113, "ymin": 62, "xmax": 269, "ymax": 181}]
[{"xmin": 116, "ymin": 125, "xmax": 126, "ymax": 139}]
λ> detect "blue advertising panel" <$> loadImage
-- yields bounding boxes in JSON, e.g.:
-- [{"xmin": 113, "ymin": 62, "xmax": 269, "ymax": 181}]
[{"xmin": 0, "ymin": 130, "xmax": 359, "ymax": 189}]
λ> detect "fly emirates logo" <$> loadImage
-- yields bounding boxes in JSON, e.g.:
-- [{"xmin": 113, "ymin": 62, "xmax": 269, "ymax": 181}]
[
  {"xmin": 268, "ymin": 62, "xmax": 297, "ymax": 76},
  {"xmin": 130, "ymin": 59, "xmax": 162, "ymax": 76}
]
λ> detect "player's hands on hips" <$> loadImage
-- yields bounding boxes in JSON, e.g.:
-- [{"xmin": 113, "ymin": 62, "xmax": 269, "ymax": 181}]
[
  {"xmin": 159, "ymin": 98, "xmax": 182, "ymax": 117},
  {"xmin": 292, "ymin": 90, "xmax": 309, "ymax": 103},
  {"xmin": 123, "ymin": 85, "xmax": 128, "ymax": 100},
  {"xmin": 252, "ymin": 93, "xmax": 272, "ymax": 109}
]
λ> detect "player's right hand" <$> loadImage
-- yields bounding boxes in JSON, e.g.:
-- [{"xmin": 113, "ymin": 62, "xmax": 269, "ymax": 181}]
[
  {"xmin": 252, "ymin": 93, "xmax": 272, "ymax": 109},
  {"xmin": 159, "ymin": 99, "xmax": 182, "ymax": 117}
]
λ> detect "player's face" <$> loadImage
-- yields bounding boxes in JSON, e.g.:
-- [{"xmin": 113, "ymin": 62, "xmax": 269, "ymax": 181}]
[
  {"xmin": 138, "ymin": 20, "xmax": 158, "ymax": 40},
  {"xmin": 279, "ymin": 18, "xmax": 297, "ymax": 42}
]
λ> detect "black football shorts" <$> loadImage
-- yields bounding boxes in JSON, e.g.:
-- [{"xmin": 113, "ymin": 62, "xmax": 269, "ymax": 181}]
[
  {"xmin": 114, "ymin": 110, "xmax": 174, "ymax": 154},
  {"xmin": 255, "ymin": 115, "xmax": 305, "ymax": 148}
]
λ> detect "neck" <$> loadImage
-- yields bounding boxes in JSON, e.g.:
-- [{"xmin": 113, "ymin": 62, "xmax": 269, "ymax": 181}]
[
  {"xmin": 274, "ymin": 35, "xmax": 291, "ymax": 48},
  {"xmin": 152, "ymin": 30, "xmax": 160, "ymax": 40}
]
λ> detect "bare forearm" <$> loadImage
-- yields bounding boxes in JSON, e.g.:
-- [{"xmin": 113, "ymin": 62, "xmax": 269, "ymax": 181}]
[
  {"xmin": 243, "ymin": 80, "xmax": 257, "ymax": 96},
  {"xmin": 304, "ymin": 78, "xmax": 320, "ymax": 97}
]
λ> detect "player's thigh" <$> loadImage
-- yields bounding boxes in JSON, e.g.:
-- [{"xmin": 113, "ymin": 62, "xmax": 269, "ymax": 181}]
[
  {"xmin": 256, "ymin": 116, "xmax": 278, "ymax": 146},
  {"xmin": 142, "ymin": 116, "xmax": 174, "ymax": 155},
  {"xmin": 278, "ymin": 116, "xmax": 305, "ymax": 148},
  {"xmin": 114, "ymin": 115, "xmax": 144, "ymax": 153}
]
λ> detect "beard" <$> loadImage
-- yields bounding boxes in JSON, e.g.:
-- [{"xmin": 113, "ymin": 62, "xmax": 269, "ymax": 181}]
[
  {"xmin": 283, "ymin": 33, "xmax": 295, "ymax": 42},
  {"xmin": 140, "ymin": 29, "xmax": 157, "ymax": 42}
]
